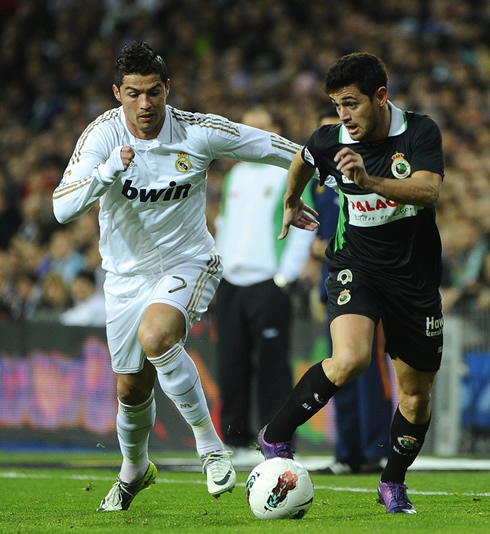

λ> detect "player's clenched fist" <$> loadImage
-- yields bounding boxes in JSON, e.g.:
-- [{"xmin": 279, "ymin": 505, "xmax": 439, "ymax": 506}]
[
  {"xmin": 120, "ymin": 146, "xmax": 135, "ymax": 170},
  {"xmin": 334, "ymin": 147, "xmax": 369, "ymax": 188}
]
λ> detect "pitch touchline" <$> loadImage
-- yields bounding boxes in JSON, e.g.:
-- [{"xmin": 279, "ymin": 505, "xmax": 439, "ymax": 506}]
[{"xmin": 1, "ymin": 472, "xmax": 489, "ymax": 497}]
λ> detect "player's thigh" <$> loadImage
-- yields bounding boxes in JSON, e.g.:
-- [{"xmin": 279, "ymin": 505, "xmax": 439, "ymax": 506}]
[
  {"xmin": 382, "ymin": 296, "xmax": 443, "ymax": 372},
  {"xmin": 147, "ymin": 253, "xmax": 223, "ymax": 340},
  {"xmin": 104, "ymin": 254, "xmax": 222, "ymax": 373},
  {"xmin": 104, "ymin": 272, "xmax": 153, "ymax": 374},
  {"xmin": 327, "ymin": 314, "xmax": 376, "ymax": 384},
  {"xmin": 138, "ymin": 302, "xmax": 187, "ymax": 357},
  {"xmin": 326, "ymin": 267, "xmax": 381, "ymax": 326},
  {"xmin": 326, "ymin": 268, "xmax": 379, "ymax": 372}
]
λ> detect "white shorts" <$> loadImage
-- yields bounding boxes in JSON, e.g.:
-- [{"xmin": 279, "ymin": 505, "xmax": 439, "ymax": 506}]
[{"xmin": 104, "ymin": 253, "xmax": 222, "ymax": 374}]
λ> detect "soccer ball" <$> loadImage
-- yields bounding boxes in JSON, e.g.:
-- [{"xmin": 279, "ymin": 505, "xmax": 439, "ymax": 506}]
[{"xmin": 246, "ymin": 457, "xmax": 314, "ymax": 520}]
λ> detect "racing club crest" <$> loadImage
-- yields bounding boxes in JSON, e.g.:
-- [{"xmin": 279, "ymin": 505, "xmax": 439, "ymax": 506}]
[
  {"xmin": 391, "ymin": 152, "xmax": 411, "ymax": 179},
  {"xmin": 175, "ymin": 152, "xmax": 192, "ymax": 172},
  {"xmin": 337, "ymin": 289, "xmax": 351, "ymax": 305}
]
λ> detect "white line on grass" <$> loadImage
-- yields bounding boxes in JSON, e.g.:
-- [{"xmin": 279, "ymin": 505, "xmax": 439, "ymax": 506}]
[{"xmin": 1, "ymin": 471, "xmax": 489, "ymax": 497}]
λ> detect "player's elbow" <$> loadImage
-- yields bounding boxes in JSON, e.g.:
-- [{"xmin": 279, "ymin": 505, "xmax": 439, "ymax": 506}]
[
  {"xmin": 422, "ymin": 184, "xmax": 441, "ymax": 208},
  {"xmin": 421, "ymin": 174, "xmax": 442, "ymax": 207},
  {"xmin": 53, "ymin": 201, "xmax": 75, "ymax": 224}
]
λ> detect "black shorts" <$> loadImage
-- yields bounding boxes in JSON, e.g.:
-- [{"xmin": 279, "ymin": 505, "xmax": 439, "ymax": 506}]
[{"xmin": 325, "ymin": 267, "xmax": 443, "ymax": 372}]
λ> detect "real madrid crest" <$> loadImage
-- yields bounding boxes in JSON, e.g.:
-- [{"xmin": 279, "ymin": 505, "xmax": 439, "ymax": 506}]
[
  {"xmin": 391, "ymin": 152, "xmax": 411, "ymax": 179},
  {"xmin": 337, "ymin": 289, "xmax": 351, "ymax": 305},
  {"xmin": 175, "ymin": 152, "xmax": 192, "ymax": 172}
]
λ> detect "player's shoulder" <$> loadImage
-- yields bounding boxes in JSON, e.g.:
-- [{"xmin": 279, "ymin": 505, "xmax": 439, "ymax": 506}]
[
  {"xmin": 405, "ymin": 110, "xmax": 441, "ymax": 133},
  {"xmin": 168, "ymin": 106, "xmax": 241, "ymax": 139},
  {"xmin": 80, "ymin": 106, "xmax": 124, "ymax": 139},
  {"xmin": 309, "ymin": 123, "xmax": 342, "ymax": 148},
  {"xmin": 92, "ymin": 106, "xmax": 122, "ymax": 128}
]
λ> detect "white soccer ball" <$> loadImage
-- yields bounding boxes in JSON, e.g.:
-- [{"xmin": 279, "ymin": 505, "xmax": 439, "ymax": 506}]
[{"xmin": 246, "ymin": 457, "xmax": 314, "ymax": 520}]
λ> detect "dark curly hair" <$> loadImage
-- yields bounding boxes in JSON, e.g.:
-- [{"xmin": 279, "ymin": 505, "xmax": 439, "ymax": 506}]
[
  {"xmin": 324, "ymin": 53, "xmax": 388, "ymax": 100},
  {"xmin": 114, "ymin": 41, "xmax": 169, "ymax": 88}
]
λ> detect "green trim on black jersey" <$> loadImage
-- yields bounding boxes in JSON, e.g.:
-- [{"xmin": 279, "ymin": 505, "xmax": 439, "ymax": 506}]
[{"xmin": 334, "ymin": 190, "xmax": 347, "ymax": 252}]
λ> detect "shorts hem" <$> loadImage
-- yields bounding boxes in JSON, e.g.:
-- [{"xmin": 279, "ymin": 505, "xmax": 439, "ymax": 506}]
[{"xmin": 111, "ymin": 364, "xmax": 145, "ymax": 374}]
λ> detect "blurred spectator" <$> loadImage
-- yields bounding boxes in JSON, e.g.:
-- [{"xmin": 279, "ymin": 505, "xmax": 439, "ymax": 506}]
[
  {"xmin": 17, "ymin": 190, "xmax": 58, "ymax": 245},
  {"xmin": 40, "ymin": 229, "xmax": 87, "ymax": 285},
  {"xmin": 8, "ymin": 271, "xmax": 41, "ymax": 321},
  {"xmin": 0, "ymin": 250, "xmax": 15, "ymax": 319},
  {"xmin": 70, "ymin": 211, "xmax": 100, "ymax": 254},
  {"xmin": 477, "ymin": 252, "xmax": 490, "ymax": 311},
  {"xmin": 30, "ymin": 272, "xmax": 72, "ymax": 323},
  {"xmin": 59, "ymin": 270, "xmax": 106, "ymax": 327},
  {"xmin": 0, "ymin": 185, "xmax": 22, "ymax": 250},
  {"xmin": 83, "ymin": 239, "xmax": 105, "ymax": 294},
  {"xmin": 440, "ymin": 218, "xmax": 488, "ymax": 313}
]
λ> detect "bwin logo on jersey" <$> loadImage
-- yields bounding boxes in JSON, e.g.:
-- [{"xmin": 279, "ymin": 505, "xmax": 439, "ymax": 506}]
[
  {"xmin": 122, "ymin": 179, "xmax": 191, "ymax": 202},
  {"xmin": 391, "ymin": 152, "xmax": 411, "ymax": 179}
]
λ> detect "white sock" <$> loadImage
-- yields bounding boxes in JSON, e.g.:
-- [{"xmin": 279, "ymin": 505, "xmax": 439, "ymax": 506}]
[
  {"xmin": 152, "ymin": 347, "xmax": 223, "ymax": 456},
  {"xmin": 191, "ymin": 415, "xmax": 225, "ymax": 456},
  {"xmin": 117, "ymin": 393, "xmax": 155, "ymax": 483}
]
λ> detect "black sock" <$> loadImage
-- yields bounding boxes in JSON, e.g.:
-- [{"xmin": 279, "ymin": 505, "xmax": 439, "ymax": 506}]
[
  {"xmin": 381, "ymin": 406, "xmax": 431, "ymax": 483},
  {"xmin": 265, "ymin": 361, "xmax": 340, "ymax": 442}
]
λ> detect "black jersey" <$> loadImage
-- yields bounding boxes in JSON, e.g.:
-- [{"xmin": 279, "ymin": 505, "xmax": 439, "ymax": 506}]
[{"xmin": 302, "ymin": 103, "xmax": 444, "ymax": 291}]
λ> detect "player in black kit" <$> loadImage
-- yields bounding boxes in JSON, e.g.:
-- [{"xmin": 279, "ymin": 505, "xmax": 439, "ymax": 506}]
[{"xmin": 258, "ymin": 53, "xmax": 445, "ymax": 514}]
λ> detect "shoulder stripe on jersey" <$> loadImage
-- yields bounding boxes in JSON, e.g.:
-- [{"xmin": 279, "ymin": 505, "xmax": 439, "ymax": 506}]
[
  {"xmin": 70, "ymin": 108, "xmax": 120, "ymax": 165},
  {"xmin": 53, "ymin": 176, "xmax": 93, "ymax": 200},
  {"xmin": 170, "ymin": 108, "xmax": 240, "ymax": 137}
]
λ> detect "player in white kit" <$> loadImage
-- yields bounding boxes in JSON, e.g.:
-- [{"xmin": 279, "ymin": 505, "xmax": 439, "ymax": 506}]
[{"xmin": 53, "ymin": 41, "xmax": 317, "ymax": 512}]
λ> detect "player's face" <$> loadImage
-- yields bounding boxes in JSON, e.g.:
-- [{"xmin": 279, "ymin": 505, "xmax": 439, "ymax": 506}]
[
  {"xmin": 329, "ymin": 85, "xmax": 388, "ymax": 142},
  {"xmin": 113, "ymin": 74, "xmax": 170, "ymax": 139}
]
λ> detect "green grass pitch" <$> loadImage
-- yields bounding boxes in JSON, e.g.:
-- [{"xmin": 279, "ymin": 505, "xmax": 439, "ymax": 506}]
[{"xmin": 0, "ymin": 452, "xmax": 488, "ymax": 533}]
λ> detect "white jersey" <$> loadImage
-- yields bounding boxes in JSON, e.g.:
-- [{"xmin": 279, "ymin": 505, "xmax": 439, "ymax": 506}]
[
  {"xmin": 53, "ymin": 105, "xmax": 301, "ymax": 275},
  {"xmin": 215, "ymin": 162, "xmax": 316, "ymax": 286}
]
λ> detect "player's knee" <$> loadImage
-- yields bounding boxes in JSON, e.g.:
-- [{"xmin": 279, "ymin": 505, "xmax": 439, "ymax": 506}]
[
  {"xmin": 399, "ymin": 392, "xmax": 431, "ymax": 422},
  {"xmin": 138, "ymin": 323, "xmax": 176, "ymax": 358},
  {"xmin": 325, "ymin": 350, "xmax": 370, "ymax": 386}
]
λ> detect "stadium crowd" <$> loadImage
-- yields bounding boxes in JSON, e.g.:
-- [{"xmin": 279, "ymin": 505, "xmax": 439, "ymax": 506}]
[{"xmin": 0, "ymin": 0, "xmax": 489, "ymax": 324}]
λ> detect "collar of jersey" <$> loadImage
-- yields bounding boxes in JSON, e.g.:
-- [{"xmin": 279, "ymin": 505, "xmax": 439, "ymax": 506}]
[{"xmin": 339, "ymin": 101, "xmax": 406, "ymax": 144}]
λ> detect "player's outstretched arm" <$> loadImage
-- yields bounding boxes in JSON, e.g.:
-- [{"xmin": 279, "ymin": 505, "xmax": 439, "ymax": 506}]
[{"xmin": 279, "ymin": 151, "xmax": 319, "ymax": 240}]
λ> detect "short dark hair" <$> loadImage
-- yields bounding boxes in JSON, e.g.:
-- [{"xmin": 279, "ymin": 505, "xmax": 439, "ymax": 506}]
[
  {"xmin": 324, "ymin": 53, "xmax": 388, "ymax": 100},
  {"xmin": 114, "ymin": 41, "xmax": 169, "ymax": 88}
]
